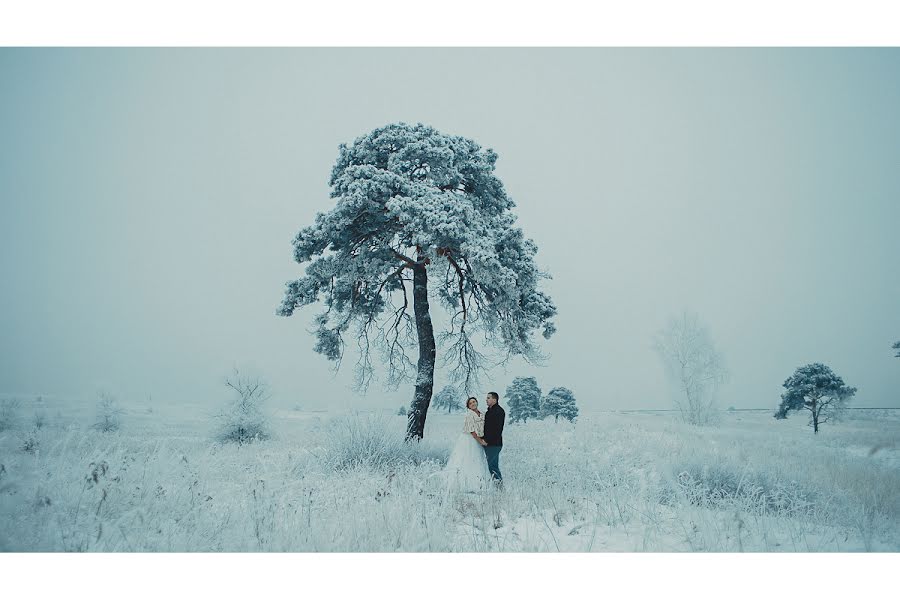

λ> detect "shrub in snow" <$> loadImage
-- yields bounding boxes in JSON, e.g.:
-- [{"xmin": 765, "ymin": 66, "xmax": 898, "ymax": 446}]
[
  {"xmin": 397, "ymin": 405, "xmax": 407, "ymax": 416},
  {"xmin": 21, "ymin": 429, "xmax": 39, "ymax": 454},
  {"xmin": 541, "ymin": 386, "xmax": 578, "ymax": 423},
  {"xmin": 775, "ymin": 362, "xmax": 857, "ymax": 434},
  {"xmin": 324, "ymin": 413, "xmax": 447, "ymax": 471},
  {"xmin": 664, "ymin": 461, "xmax": 817, "ymax": 518},
  {"xmin": 33, "ymin": 409, "xmax": 47, "ymax": 430},
  {"xmin": 92, "ymin": 391, "xmax": 123, "ymax": 433},
  {"xmin": 506, "ymin": 376, "xmax": 542, "ymax": 423},
  {"xmin": 0, "ymin": 398, "xmax": 22, "ymax": 432},
  {"xmin": 214, "ymin": 368, "xmax": 271, "ymax": 444}
]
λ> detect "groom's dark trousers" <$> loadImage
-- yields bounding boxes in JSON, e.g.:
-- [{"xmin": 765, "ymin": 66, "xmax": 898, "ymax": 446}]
[
  {"xmin": 483, "ymin": 403, "xmax": 506, "ymax": 483},
  {"xmin": 483, "ymin": 446, "xmax": 502, "ymax": 482}
]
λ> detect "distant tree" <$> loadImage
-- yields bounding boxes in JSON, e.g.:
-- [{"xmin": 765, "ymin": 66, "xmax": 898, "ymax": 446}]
[
  {"xmin": 654, "ymin": 311, "xmax": 727, "ymax": 426},
  {"xmin": 775, "ymin": 363, "xmax": 857, "ymax": 434},
  {"xmin": 92, "ymin": 391, "xmax": 123, "ymax": 433},
  {"xmin": 276, "ymin": 123, "xmax": 557, "ymax": 441},
  {"xmin": 542, "ymin": 387, "xmax": 578, "ymax": 423},
  {"xmin": 397, "ymin": 405, "xmax": 407, "ymax": 416},
  {"xmin": 893, "ymin": 341, "xmax": 900, "ymax": 358},
  {"xmin": 506, "ymin": 377, "xmax": 542, "ymax": 423},
  {"xmin": 214, "ymin": 368, "xmax": 271, "ymax": 444},
  {"xmin": 432, "ymin": 385, "xmax": 463, "ymax": 414}
]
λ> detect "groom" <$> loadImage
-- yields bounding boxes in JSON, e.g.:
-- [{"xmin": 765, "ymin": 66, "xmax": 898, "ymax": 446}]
[{"xmin": 482, "ymin": 391, "xmax": 505, "ymax": 485}]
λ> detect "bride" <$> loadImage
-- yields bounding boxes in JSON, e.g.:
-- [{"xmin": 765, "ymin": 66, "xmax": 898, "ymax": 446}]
[{"xmin": 444, "ymin": 396, "xmax": 491, "ymax": 492}]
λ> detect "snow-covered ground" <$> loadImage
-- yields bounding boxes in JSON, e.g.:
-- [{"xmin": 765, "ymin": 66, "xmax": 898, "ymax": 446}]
[{"xmin": 1, "ymin": 398, "xmax": 898, "ymax": 551}]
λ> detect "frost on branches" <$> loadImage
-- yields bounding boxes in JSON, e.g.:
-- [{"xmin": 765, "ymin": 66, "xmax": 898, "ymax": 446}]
[{"xmin": 277, "ymin": 123, "xmax": 557, "ymax": 440}]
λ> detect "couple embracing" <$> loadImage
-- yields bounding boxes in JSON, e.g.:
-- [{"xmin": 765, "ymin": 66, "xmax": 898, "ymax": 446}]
[{"xmin": 445, "ymin": 392, "xmax": 505, "ymax": 492}]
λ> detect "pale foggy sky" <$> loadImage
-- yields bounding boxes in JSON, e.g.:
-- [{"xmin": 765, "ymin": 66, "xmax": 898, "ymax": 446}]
[{"xmin": 1, "ymin": 48, "xmax": 898, "ymax": 413}]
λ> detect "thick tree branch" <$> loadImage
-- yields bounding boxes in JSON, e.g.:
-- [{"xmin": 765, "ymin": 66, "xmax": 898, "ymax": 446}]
[
  {"xmin": 444, "ymin": 251, "xmax": 468, "ymax": 329},
  {"xmin": 391, "ymin": 248, "xmax": 417, "ymax": 267},
  {"xmin": 377, "ymin": 263, "xmax": 411, "ymax": 296}
]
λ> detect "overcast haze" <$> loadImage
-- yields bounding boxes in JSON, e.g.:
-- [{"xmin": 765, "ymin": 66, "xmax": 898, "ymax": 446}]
[{"xmin": 1, "ymin": 48, "xmax": 898, "ymax": 413}]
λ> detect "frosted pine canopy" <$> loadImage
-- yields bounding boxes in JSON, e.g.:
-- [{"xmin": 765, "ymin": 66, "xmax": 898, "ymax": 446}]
[{"xmin": 278, "ymin": 122, "xmax": 556, "ymax": 439}]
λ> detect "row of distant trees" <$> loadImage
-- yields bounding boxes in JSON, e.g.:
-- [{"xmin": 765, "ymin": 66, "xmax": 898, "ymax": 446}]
[
  {"xmin": 404, "ymin": 313, "xmax": 889, "ymax": 434},
  {"xmin": 505, "ymin": 377, "xmax": 578, "ymax": 423},
  {"xmin": 654, "ymin": 311, "xmax": 898, "ymax": 434},
  {"xmin": 397, "ymin": 381, "xmax": 578, "ymax": 424},
  {"xmin": 397, "ymin": 379, "xmax": 579, "ymax": 424},
  {"xmin": 223, "ymin": 337, "xmax": 900, "ymax": 438},
  {"xmin": 274, "ymin": 122, "xmax": 900, "ymax": 442}
]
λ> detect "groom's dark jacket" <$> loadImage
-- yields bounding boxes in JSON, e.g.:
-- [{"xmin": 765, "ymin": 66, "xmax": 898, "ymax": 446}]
[{"xmin": 483, "ymin": 404, "xmax": 505, "ymax": 447}]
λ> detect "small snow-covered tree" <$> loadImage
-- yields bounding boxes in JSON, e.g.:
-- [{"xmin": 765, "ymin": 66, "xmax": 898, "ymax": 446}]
[
  {"xmin": 432, "ymin": 384, "xmax": 463, "ymax": 414},
  {"xmin": 541, "ymin": 386, "xmax": 578, "ymax": 423},
  {"xmin": 654, "ymin": 311, "xmax": 727, "ymax": 426},
  {"xmin": 277, "ymin": 122, "xmax": 557, "ymax": 440},
  {"xmin": 92, "ymin": 391, "xmax": 123, "ymax": 433},
  {"xmin": 506, "ymin": 376, "xmax": 542, "ymax": 423},
  {"xmin": 893, "ymin": 341, "xmax": 900, "ymax": 358},
  {"xmin": 215, "ymin": 367, "xmax": 271, "ymax": 444},
  {"xmin": 397, "ymin": 405, "xmax": 407, "ymax": 416},
  {"xmin": 775, "ymin": 363, "xmax": 856, "ymax": 434}
]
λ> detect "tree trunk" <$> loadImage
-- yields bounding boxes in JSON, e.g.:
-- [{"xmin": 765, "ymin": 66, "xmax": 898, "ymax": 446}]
[
  {"xmin": 812, "ymin": 400, "xmax": 819, "ymax": 434},
  {"xmin": 406, "ymin": 260, "xmax": 436, "ymax": 441}
]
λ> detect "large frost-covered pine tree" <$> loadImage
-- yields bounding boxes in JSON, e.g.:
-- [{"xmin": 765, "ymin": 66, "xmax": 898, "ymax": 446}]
[
  {"xmin": 506, "ymin": 376, "xmax": 542, "ymax": 423},
  {"xmin": 278, "ymin": 123, "xmax": 557, "ymax": 440},
  {"xmin": 542, "ymin": 386, "xmax": 578, "ymax": 423}
]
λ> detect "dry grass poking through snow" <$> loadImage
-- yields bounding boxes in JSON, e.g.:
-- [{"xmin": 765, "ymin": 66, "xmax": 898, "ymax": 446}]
[{"xmin": 0, "ymin": 406, "xmax": 898, "ymax": 551}]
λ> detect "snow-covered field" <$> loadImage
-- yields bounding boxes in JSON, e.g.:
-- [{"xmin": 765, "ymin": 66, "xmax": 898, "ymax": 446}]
[{"xmin": 1, "ymin": 398, "xmax": 898, "ymax": 552}]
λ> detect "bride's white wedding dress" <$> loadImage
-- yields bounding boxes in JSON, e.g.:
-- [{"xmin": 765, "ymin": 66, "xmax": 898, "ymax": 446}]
[{"xmin": 444, "ymin": 408, "xmax": 491, "ymax": 492}]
